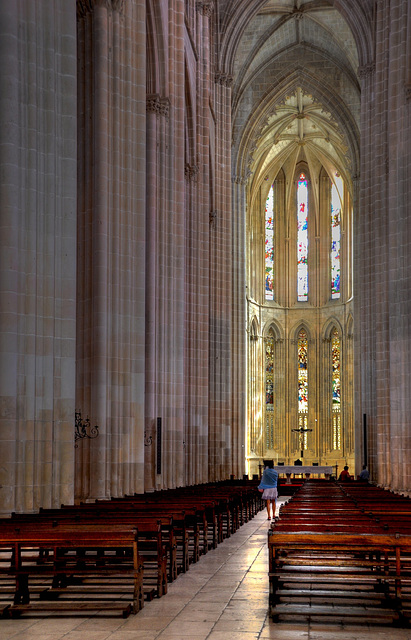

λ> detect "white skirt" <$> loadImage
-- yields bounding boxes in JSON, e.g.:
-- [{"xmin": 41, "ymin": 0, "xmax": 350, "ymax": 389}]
[{"xmin": 261, "ymin": 488, "xmax": 277, "ymax": 500}]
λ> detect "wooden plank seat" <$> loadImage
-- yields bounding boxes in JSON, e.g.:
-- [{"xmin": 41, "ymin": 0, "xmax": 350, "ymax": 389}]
[
  {"xmin": 111, "ymin": 495, "xmax": 220, "ymax": 551},
  {"xmin": 68, "ymin": 500, "xmax": 201, "ymax": 569},
  {"xmin": 268, "ymin": 530, "xmax": 411, "ymax": 626},
  {"xmin": 10, "ymin": 512, "xmax": 170, "ymax": 598},
  {"xmin": 98, "ymin": 500, "xmax": 204, "ymax": 564},
  {"xmin": 0, "ymin": 525, "xmax": 143, "ymax": 618}
]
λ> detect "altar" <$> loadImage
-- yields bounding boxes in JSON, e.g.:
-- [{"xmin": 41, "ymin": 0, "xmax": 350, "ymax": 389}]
[{"xmin": 274, "ymin": 465, "xmax": 333, "ymax": 483}]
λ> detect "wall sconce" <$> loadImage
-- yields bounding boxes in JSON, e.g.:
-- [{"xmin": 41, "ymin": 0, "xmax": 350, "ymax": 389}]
[{"xmin": 75, "ymin": 412, "xmax": 99, "ymax": 447}]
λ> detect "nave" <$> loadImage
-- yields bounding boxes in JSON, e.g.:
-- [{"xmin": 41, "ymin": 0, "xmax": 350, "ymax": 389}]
[{"xmin": 2, "ymin": 500, "xmax": 411, "ymax": 640}]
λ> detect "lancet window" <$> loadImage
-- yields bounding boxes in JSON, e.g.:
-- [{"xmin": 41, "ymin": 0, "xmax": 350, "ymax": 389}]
[
  {"xmin": 265, "ymin": 329, "xmax": 275, "ymax": 449},
  {"xmin": 331, "ymin": 177, "xmax": 342, "ymax": 299},
  {"xmin": 297, "ymin": 328, "xmax": 308, "ymax": 447},
  {"xmin": 265, "ymin": 185, "xmax": 274, "ymax": 300},
  {"xmin": 331, "ymin": 327, "xmax": 341, "ymax": 449},
  {"xmin": 297, "ymin": 174, "xmax": 308, "ymax": 301}
]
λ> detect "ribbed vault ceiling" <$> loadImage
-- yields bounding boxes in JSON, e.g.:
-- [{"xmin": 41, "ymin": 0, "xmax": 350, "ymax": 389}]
[{"xmin": 228, "ymin": 0, "xmax": 360, "ymax": 193}]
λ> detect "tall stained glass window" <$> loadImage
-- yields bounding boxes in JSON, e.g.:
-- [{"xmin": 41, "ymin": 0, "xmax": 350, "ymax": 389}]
[
  {"xmin": 297, "ymin": 174, "xmax": 308, "ymax": 301},
  {"xmin": 265, "ymin": 331, "xmax": 274, "ymax": 449},
  {"xmin": 331, "ymin": 176, "xmax": 342, "ymax": 299},
  {"xmin": 331, "ymin": 327, "xmax": 341, "ymax": 449},
  {"xmin": 297, "ymin": 328, "xmax": 308, "ymax": 448},
  {"xmin": 265, "ymin": 186, "xmax": 274, "ymax": 300}
]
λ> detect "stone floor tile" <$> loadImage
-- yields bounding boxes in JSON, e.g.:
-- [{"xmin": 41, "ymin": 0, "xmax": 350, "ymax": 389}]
[
  {"xmin": 53, "ymin": 633, "xmax": 114, "ymax": 640},
  {"xmin": 159, "ymin": 619, "xmax": 215, "ymax": 635},
  {"xmin": 206, "ymin": 632, "xmax": 259, "ymax": 640},
  {"xmin": 156, "ymin": 635, "xmax": 209, "ymax": 640},
  {"xmin": 259, "ymin": 628, "xmax": 309, "ymax": 639},
  {"xmin": 8, "ymin": 618, "xmax": 84, "ymax": 636},
  {"xmin": 107, "ymin": 632, "xmax": 158, "ymax": 640},
  {"xmin": 212, "ymin": 617, "xmax": 264, "ymax": 632},
  {"xmin": 120, "ymin": 615, "xmax": 174, "ymax": 631}
]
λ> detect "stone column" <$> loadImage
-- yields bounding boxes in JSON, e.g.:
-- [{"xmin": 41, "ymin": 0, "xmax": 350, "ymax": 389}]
[
  {"xmin": 357, "ymin": 56, "xmax": 377, "ymax": 484},
  {"xmin": 231, "ymin": 174, "xmax": 247, "ymax": 478},
  {"xmin": 0, "ymin": 0, "xmax": 77, "ymax": 514},
  {"xmin": 76, "ymin": 0, "xmax": 146, "ymax": 500},
  {"xmin": 385, "ymin": 0, "xmax": 411, "ymax": 493},
  {"xmin": 209, "ymin": 69, "xmax": 233, "ymax": 480},
  {"xmin": 156, "ymin": 0, "xmax": 185, "ymax": 489}
]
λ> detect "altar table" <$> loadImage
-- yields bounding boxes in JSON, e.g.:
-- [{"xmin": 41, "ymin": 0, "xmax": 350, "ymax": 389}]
[{"xmin": 274, "ymin": 465, "xmax": 333, "ymax": 483}]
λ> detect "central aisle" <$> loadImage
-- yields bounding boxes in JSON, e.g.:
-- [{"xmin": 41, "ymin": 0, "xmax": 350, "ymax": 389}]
[{"xmin": 2, "ymin": 502, "xmax": 411, "ymax": 639}]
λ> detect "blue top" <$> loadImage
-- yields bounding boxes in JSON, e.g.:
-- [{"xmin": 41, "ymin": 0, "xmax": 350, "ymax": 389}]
[{"xmin": 258, "ymin": 468, "xmax": 278, "ymax": 490}]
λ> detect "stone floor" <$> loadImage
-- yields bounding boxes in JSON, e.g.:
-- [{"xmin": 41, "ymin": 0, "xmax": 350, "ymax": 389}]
[{"xmin": 2, "ymin": 502, "xmax": 411, "ymax": 640}]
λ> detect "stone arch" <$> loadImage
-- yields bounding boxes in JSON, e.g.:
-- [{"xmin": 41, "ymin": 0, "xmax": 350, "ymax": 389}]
[
  {"xmin": 291, "ymin": 321, "xmax": 313, "ymax": 344},
  {"xmin": 323, "ymin": 318, "xmax": 344, "ymax": 342},
  {"xmin": 262, "ymin": 320, "xmax": 282, "ymax": 341}
]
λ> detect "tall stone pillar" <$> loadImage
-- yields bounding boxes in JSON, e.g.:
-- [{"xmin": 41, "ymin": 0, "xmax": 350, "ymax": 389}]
[
  {"xmin": 357, "ymin": 0, "xmax": 411, "ymax": 494},
  {"xmin": 76, "ymin": 0, "xmax": 146, "ymax": 500},
  {"xmin": 182, "ymin": 0, "xmax": 211, "ymax": 486},
  {"xmin": 209, "ymin": 69, "xmax": 233, "ymax": 480},
  {"xmin": 231, "ymin": 176, "xmax": 247, "ymax": 478},
  {"xmin": 153, "ymin": 0, "xmax": 185, "ymax": 489},
  {"xmin": 0, "ymin": 0, "xmax": 77, "ymax": 514}
]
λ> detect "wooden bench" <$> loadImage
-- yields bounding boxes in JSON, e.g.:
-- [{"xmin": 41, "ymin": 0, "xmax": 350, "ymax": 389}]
[
  {"xmin": 268, "ymin": 530, "xmax": 411, "ymax": 626},
  {"xmin": 10, "ymin": 511, "xmax": 169, "ymax": 599},
  {"xmin": 0, "ymin": 525, "xmax": 143, "ymax": 618}
]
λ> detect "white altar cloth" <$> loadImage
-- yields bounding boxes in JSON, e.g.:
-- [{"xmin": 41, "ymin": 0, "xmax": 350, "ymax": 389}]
[{"xmin": 274, "ymin": 465, "xmax": 333, "ymax": 483}]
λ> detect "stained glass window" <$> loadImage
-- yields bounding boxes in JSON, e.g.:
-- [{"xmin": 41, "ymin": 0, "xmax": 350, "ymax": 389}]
[
  {"xmin": 297, "ymin": 328, "xmax": 308, "ymax": 450},
  {"xmin": 265, "ymin": 331, "xmax": 274, "ymax": 449},
  {"xmin": 265, "ymin": 186, "xmax": 274, "ymax": 300},
  {"xmin": 298, "ymin": 329, "xmax": 308, "ymax": 412},
  {"xmin": 331, "ymin": 177, "xmax": 342, "ymax": 299},
  {"xmin": 331, "ymin": 328, "xmax": 341, "ymax": 408},
  {"xmin": 297, "ymin": 174, "xmax": 308, "ymax": 301},
  {"xmin": 331, "ymin": 327, "xmax": 341, "ymax": 449}
]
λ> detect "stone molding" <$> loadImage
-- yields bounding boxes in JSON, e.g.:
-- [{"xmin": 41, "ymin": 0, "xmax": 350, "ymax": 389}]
[
  {"xmin": 146, "ymin": 94, "xmax": 170, "ymax": 120},
  {"xmin": 196, "ymin": 1, "xmax": 215, "ymax": 17},
  {"xmin": 215, "ymin": 71, "xmax": 233, "ymax": 87}
]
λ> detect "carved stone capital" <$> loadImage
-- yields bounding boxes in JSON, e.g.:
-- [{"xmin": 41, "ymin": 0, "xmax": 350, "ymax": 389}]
[
  {"xmin": 77, "ymin": 0, "xmax": 93, "ymax": 17},
  {"xmin": 196, "ymin": 1, "xmax": 214, "ymax": 17},
  {"xmin": 215, "ymin": 71, "xmax": 233, "ymax": 87},
  {"xmin": 232, "ymin": 172, "xmax": 251, "ymax": 185},
  {"xmin": 209, "ymin": 210, "xmax": 218, "ymax": 226},
  {"xmin": 158, "ymin": 97, "xmax": 170, "ymax": 119},
  {"xmin": 146, "ymin": 94, "xmax": 161, "ymax": 114},
  {"xmin": 405, "ymin": 84, "xmax": 411, "ymax": 101},
  {"xmin": 77, "ymin": 0, "xmax": 124, "ymax": 16},
  {"xmin": 184, "ymin": 163, "xmax": 199, "ymax": 182},
  {"xmin": 146, "ymin": 94, "xmax": 170, "ymax": 119},
  {"xmin": 358, "ymin": 62, "xmax": 375, "ymax": 79}
]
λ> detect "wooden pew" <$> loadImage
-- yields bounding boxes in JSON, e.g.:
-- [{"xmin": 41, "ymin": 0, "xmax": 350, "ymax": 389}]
[
  {"xmin": 268, "ymin": 530, "xmax": 411, "ymax": 626},
  {"xmin": 0, "ymin": 525, "xmax": 143, "ymax": 618},
  {"xmin": 10, "ymin": 512, "xmax": 169, "ymax": 599}
]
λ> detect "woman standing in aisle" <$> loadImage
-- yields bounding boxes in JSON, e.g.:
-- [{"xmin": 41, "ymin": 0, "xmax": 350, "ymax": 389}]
[{"xmin": 258, "ymin": 461, "xmax": 278, "ymax": 521}]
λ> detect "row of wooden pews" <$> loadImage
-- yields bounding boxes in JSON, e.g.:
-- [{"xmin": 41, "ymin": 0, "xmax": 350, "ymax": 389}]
[
  {"xmin": 0, "ymin": 479, "xmax": 263, "ymax": 618},
  {"xmin": 268, "ymin": 479, "xmax": 411, "ymax": 626}
]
